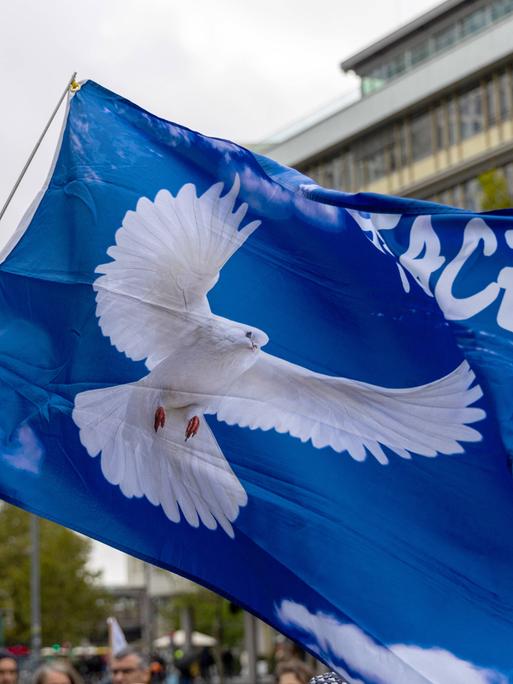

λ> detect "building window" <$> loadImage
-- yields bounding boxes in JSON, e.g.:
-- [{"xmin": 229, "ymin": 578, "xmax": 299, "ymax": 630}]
[
  {"xmin": 410, "ymin": 39, "xmax": 431, "ymax": 66},
  {"xmin": 504, "ymin": 162, "xmax": 513, "ymax": 197},
  {"xmin": 499, "ymin": 70, "xmax": 511, "ymax": 120},
  {"xmin": 433, "ymin": 22, "xmax": 459, "ymax": 51},
  {"xmin": 462, "ymin": 178, "xmax": 481, "ymax": 212},
  {"xmin": 354, "ymin": 130, "xmax": 390, "ymax": 185},
  {"xmin": 345, "ymin": 152, "xmax": 355, "ymax": 191},
  {"xmin": 461, "ymin": 7, "xmax": 491, "ymax": 37},
  {"xmin": 453, "ymin": 184, "xmax": 465, "ymax": 208},
  {"xmin": 353, "ymin": 155, "xmax": 366, "ymax": 188},
  {"xmin": 459, "ymin": 85, "xmax": 484, "ymax": 140},
  {"xmin": 448, "ymin": 98, "xmax": 458, "ymax": 145},
  {"xmin": 491, "ymin": 0, "xmax": 513, "ymax": 21},
  {"xmin": 362, "ymin": 71, "xmax": 386, "ymax": 96},
  {"xmin": 305, "ymin": 165, "xmax": 321, "ymax": 184},
  {"xmin": 411, "ymin": 111, "xmax": 433, "ymax": 161},
  {"xmin": 397, "ymin": 122, "xmax": 409, "ymax": 167},
  {"xmin": 486, "ymin": 78, "xmax": 497, "ymax": 126},
  {"xmin": 332, "ymin": 157, "xmax": 343, "ymax": 189},
  {"xmin": 323, "ymin": 160, "xmax": 336, "ymax": 188},
  {"xmin": 388, "ymin": 129, "xmax": 401, "ymax": 173},
  {"xmin": 386, "ymin": 53, "xmax": 407, "ymax": 80},
  {"xmin": 434, "ymin": 104, "xmax": 446, "ymax": 150},
  {"xmin": 439, "ymin": 188, "xmax": 457, "ymax": 207},
  {"xmin": 366, "ymin": 151, "xmax": 386, "ymax": 183}
]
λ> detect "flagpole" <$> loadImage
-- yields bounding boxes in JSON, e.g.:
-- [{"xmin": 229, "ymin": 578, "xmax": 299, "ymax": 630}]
[{"xmin": 0, "ymin": 71, "xmax": 78, "ymax": 223}]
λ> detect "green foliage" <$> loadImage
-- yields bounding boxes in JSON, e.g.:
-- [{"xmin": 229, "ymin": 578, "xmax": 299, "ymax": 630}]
[
  {"xmin": 0, "ymin": 503, "xmax": 110, "ymax": 646},
  {"xmin": 478, "ymin": 169, "xmax": 513, "ymax": 211},
  {"xmin": 165, "ymin": 588, "xmax": 243, "ymax": 648}
]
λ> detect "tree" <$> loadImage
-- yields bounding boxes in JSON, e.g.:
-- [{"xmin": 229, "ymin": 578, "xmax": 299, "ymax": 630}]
[
  {"xmin": 478, "ymin": 169, "xmax": 513, "ymax": 211},
  {"xmin": 0, "ymin": 503, "xmax": 110, "ymax": 646}
]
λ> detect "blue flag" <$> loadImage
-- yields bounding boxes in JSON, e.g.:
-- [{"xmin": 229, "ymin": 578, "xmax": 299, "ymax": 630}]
[{"xmin": 2, "ymin": 80, "xmax": 513, "ymax": 683}]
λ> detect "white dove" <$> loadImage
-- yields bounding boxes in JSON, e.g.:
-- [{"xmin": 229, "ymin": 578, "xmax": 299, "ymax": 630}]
[{"xmin": 72, "ymin": 175, "xmax": 485, "ymax": 537}]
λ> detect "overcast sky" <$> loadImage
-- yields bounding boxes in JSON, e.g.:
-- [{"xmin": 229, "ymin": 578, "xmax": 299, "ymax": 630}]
[{"xmin": 1, "ymin": 0, "xmax": 441, "ymax": 584}]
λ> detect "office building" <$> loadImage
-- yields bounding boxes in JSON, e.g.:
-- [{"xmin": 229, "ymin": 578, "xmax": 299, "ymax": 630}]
[{"xmin": 266, "ymin": 0, "xmax": 513, "ymax": 210}]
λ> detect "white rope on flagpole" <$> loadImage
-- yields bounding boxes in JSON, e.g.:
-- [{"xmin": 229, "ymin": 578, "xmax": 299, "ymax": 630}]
[{"xmin": 0, "ymin": 71, "xmax": 78, "ymax": 223}]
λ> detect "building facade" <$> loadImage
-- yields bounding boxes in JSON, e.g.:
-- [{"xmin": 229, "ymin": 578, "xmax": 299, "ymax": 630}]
[
  {"xmin": 265, "ymin": 0, "xmax": 513, "ymax": 211},
  {"xmin": 126, "ymin": 557, "xmax": 198, "ymax": 598}
]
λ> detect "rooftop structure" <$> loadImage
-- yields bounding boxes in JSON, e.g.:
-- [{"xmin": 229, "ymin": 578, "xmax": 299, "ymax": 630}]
[
  {"xmin": 343, "ymin": 0, "xmax": 513, "ymax": 96},
  {"xmin": 265, "ymin": 0, "xmax": 513, "ymax": 210}
]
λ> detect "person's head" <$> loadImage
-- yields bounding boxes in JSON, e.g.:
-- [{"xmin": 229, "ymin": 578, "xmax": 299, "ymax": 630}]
[
  {"xmin": 111, "ymin": 648, "xmax": 149, "ymax": 684},
  {"xmin": 275, "ymin": 660, "xmax": 313, "ymax": 684},
  {"xmin": 0, "ymin": 651, "xmax": 17, "ymax": 684},
  {"xmin": 32, "ymin": 661, "xmax": 83, "ymax": 684},
  {"xmin": 148, "ymin": 655, "xmax": 166, "ymax": 684}
]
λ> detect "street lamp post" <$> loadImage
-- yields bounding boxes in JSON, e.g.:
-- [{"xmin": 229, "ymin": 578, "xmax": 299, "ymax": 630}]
[
  {"xmin": 141, "ymin": 562, "xmax": 153, "ymax": 656},
  {"xmin": 30, "ymin": 514, "xmax": 42, "ymax": 657},
  {"xmin": 244, "ymin": 612, "xmax": 258, "ymax": 684}
]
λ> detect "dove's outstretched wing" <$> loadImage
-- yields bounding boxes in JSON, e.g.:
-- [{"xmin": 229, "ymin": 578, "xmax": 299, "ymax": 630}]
[
  {"xmin": 94, "ymin": 175, "xmax": 260, "ymax": 369},
  {"xmin": 74, "ymin": 177, "xmax": 259, "ymax": 534},
  {"xmin": 206, "ymin": 355, "xmax": 485, "ymax": 464},
  {"xmin": 72, "ymin": 383, "xmax": 247, "ymax": 537}
]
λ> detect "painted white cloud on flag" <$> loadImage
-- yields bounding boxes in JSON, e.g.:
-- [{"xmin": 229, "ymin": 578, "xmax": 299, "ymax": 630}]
[
  {"xmin": 276, "ymin": 600, "xmax": 506, "ymax": 684},
  {"xmin": 0, "ymin": 425, "xmax": 44, "ymax": 474}
]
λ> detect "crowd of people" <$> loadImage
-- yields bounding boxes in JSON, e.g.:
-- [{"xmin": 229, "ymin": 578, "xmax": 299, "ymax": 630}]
[
  {"xmin": 0, "ymin": 646, "xmax": 324, "ymax": 684},
  {"xmin": 1, "ymin": 648, "xmax": 152, "ymax": 684}
]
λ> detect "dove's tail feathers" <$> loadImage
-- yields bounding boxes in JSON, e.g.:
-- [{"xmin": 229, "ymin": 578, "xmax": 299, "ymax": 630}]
[
  {"xmin": 73, "ymin": 384, "xmax": 128, "ymax": 463},
  {"xmin": 73, "ymin": 383, "xmax": 153, "ymax": 497},
  {"xmin": 72, "ymin": 384, "xmax": 246, "ymax": 537}
]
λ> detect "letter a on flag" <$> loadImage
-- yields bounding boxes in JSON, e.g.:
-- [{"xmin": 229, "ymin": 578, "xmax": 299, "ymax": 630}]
[{"xmin": 1, "ymin": 80, "xmax": 513, "ymax": 683}]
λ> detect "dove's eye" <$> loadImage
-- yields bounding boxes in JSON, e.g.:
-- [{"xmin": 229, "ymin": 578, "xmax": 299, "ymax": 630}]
[{"xmin": 245, "ymin": 331, "xmax": 252, "ymax": 338}]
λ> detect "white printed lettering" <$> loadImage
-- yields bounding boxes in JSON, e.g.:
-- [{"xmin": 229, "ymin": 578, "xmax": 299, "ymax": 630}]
[
  {"xmin": 434, "ymin": 218, "xmax": 500, "ymax": 320},
  {"xmin": 497, "ymin": 267, "xmax": 513, "ymax": 332},
  {"xmin": 399, "ymin": 215, "xmax": 445, "ymax": 296}
]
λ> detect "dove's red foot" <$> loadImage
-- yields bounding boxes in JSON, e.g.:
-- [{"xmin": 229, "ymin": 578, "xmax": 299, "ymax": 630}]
[
  {"xmin": 154, "ymin": 406, "xmax": 166, "ymax": 432},
  {"xmin": 185, "ymin": 416, "xmax": 200, "ymax": 441}
]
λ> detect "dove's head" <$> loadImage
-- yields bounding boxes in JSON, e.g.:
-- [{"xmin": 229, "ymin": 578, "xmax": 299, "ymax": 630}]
[
  {"xmin": 214, "ymin": 318, "xmax": 269, "ymax": 357},
  {"xmin": 242, "ymin": 326, "xmax": 269, "ymax": 352}
]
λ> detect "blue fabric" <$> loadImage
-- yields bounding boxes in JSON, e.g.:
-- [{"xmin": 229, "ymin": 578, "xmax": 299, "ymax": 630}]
[{"xmin": 1, "ymin": 80, "xmax": 513, "ymax": 683}]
